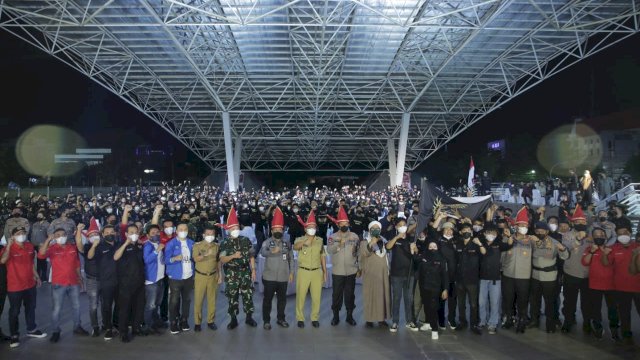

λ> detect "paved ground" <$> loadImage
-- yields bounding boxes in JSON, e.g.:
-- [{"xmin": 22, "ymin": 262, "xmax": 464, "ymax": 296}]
[{"xmin": 1, "ymin": 283, "xmax": 638, "ymax": 360}]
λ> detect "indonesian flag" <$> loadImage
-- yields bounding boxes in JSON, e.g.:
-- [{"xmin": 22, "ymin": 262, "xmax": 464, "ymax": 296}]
[{"xmin": 467, "ymin": 157, "xmax": 475, "ymax": 196}]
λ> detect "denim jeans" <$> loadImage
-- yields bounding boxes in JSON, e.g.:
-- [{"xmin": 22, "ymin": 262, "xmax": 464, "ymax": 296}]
[
  {"xmin": 51, "ymin": 284, "xmax": 81, "ymax": 332},
  {"xmin": 85, "ymin": 276, "xmax": 100, "ymax": 328},
  {"xmin": 390, "ymin": 276, "xmax": 414, "ymax": 324},
  {"xmin": 145, "ymin": 280, "xmax": 166, "ymax": 328},
  {"xmin": 479, "ymin": 279, "xmax": 501, "ymax": 328}
]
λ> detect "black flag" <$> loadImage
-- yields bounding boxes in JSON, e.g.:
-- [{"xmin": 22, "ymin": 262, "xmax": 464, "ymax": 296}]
[{"xmin": 415, "ymin": 179, "xmax": 493, "ymax": 238}]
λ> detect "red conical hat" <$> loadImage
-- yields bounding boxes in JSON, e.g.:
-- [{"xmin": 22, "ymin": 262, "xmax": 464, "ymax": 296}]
[
  {"xmin": 327, "ymin": 206, "xmax": 349, "ymax": 225},
  {"xmin": 515, "ymin": 206, "xmax": 529, "ymax": 225},
  {"xmin": 218, "ymin": 206, "xmax": 239, "ymax": 230},
  {"xmin": 84, "ymin": 217, "xmax": 100, "ymax": 236},
  {"xmin": 271, "ymin": 207, "xmax": 284, "ymax": 229},
  {"xmin": 570, "ymin": 204, "xmax": 586, "ymax": 221},
  {"xmin": 297, "ymin": 209, "xmax": 317, "ymax": 228}
]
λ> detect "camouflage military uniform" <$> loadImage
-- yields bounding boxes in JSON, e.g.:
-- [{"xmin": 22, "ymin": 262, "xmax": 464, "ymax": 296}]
[{"xmin": 220, "ymin": 236, "xmax": 255, "ymax": 316}]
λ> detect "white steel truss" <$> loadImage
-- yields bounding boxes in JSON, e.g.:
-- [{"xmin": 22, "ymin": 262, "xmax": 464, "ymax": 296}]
[{"xmin": 1, "ymin": 0, "xmax": 638, "ymax": 172}]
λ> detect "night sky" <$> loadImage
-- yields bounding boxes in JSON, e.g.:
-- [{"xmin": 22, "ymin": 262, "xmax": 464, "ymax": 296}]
[{"xmin": 0, "ymin": 28, "xmax": 639, "ymax": 186}]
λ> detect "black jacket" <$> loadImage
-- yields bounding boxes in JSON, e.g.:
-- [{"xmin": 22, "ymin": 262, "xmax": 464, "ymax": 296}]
[
  {"xmin": 479, "ymin": 237, "xmax": 512, "ymax": 281},
  {"xmin": 414, "ymin": 250, "xmax": 449, "ymax": 292}
]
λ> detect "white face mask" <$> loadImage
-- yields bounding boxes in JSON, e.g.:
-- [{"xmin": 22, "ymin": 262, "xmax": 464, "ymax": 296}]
[
  {"xmin": 134, "ymin": 206, "xmax": 140, "ymax": 212},
  {"xmin": 164, "ymin": 227, "xmax": 175, "ymax": 235},
  {"xmin": 518, "ymin": 227, "xmax": 528, "ymax": 235},
  {"xmin": 230, "ymin": 229, "xmax": 241, "ymax": 238},
  {"xmin": 89, "ymin": 236, "xmax": 100, "ymax": 243},
  {"xmin": 443, "ymin": 234, "xmax": 453, "ymax": 240},
  {"xmin": 306, "ymin": 228, "xmax": 316, "ymax": 236},
  {"xmin": 617, "ymin": 235, "xmax": 631, "ymax": 244},
  {"xmin": 473, "ymin": 225, "xmax": 483, "ymax": 232},
  {"xmin": 129, "ymin": 234, "xmax": 139, "ymax": 243},
  {"xmin": 56, "ymin": 236, "xmax": 68, "ymax": 245},
  {"xmin": 549, "ymin": 224, "xmax": 558, "ymax": 232},
  {"xmin": 106, "ymin": 208, "xmax": 113, "ymax": 214},
  {"xmin": 15, "ymin": 235, "xmax": 27, "ymax": 243},
  {"xmin": 397, "ymin": 226, "xmax": 407, "ymax": 234},
  {"xmin": 177, "ymin": 231, "xmax": 188, "ymax": 239},
  {"xmin": 485, "ymin": 234, "xmax": 496, "ymax": 242},
  {"xmin": 204, "ymin": 235, "xmax": 215, "ymax": 243}
]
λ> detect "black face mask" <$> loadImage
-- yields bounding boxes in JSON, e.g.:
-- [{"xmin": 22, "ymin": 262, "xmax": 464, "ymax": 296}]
[
  {"xmin": 272, "ymin": 232, "xmax": 283, "ymax": 239},
  {"xmin": 104, "ymin": 235, "xmax": 116, "ymax": 243},
  {"xmin": 594, "ymin": 237, "xmax": 606, "ymax": 246},
  {"xmin": 598, "ymin": 217, "xmax": 607, "ymax": 222},
  {"xmin": 462, "ymin": 232, "xmax": 472, "ymax": 239},
  {"xmin": 534, "ymin": 233, "xmax": 546, "ymax": 240},
  {"xmin": 108, "ymin": 220, "xmax": 116, "ymax": 226},
  {"xmin": 340, "ymin": 226, "xmax": 349, "ymax": 233},
  {"xmin": 574, "ymin": 224, "xmax": 587, "ymax": 232}
]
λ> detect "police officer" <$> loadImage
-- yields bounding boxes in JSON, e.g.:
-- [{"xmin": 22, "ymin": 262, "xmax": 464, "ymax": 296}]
[
  {"xmin": 260, "ymin": 207, "xmax": 293, "ymax": 330},
  {"xmin": 219, "ymin": 207, "xmax": 257, "ymax": 330},
  {"xmin": 327, "ymin": 207, "xmax": 359, "ymax": 327}
]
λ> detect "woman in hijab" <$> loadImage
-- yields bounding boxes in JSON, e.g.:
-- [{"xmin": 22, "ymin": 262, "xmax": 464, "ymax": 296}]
[{"xmin": 359, "ymin": 221, "xmax": 391, "ymax": 328}]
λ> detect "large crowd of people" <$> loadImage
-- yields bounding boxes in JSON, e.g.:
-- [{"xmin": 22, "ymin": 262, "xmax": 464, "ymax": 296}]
[{"xmin": 0, "ymin": 182, "xmax": 638, "ymax": 349}]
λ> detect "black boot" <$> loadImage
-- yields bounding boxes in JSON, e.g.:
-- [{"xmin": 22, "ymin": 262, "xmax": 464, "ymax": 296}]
[
  {"xmin": 227, "ymin": 317, "xmax": 238, "ymax": 330},
  {"xmin": 561, "ymin": 320, "xmax": 572, "ymax": 333},
  {"xmin": 331, "ymin": 311, "xmax": 340, "ymax": 326},
  {"xmin": 503, "ymin": 316, "xmax": 515, "ymax": 329},
  {"xmin": 346, "ymin": 312, "xmax": 357, "ymax": 326},
  {"xmin": 516, "ymin": 318, "xmax": 526, "ymax": 334},
  {"xmin": 245, "ymin": 314, "xmax": 257, "ymax": 327}
]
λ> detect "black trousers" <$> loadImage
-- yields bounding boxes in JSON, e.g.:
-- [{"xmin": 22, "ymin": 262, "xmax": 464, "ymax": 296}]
[
  {"xmin": 456, "ymin": 282, "xmax": 479, "ymax": 326},
  {"xmin": 262, "ymin": 279, "xmax": 288, "ymax": 322},
  {"xmin": 100, "ymin": 284, "xmax": 118, "ymax": 330},
  {"xmin": 587, "ymin": 289, "xmax": 619, "ymax": 328},
  {"xmin": 437, "ymin": 282, "xmax": 456, "ymax": 326},
  {"xmin": 502, "ymin": 275, "xmax": 529, "ymax": 319},
  {"xmin": 8, "ymin": 287, "xmax": 37, "ymax": 336},
  {"xmin": 160, "ymin": 277, "xmax": 169, "ymax": 321},
  {"xmin": 0, "ymin": 265, "xmax": 7, "ymax": 321},
  {"xmin": 331, "ymin": 274, "xmax": 356, "ymax": 313},
  {"xmin": 34, "ymin": 246, "xmax": 48, "ymax": 281},
  {"xmin": 169, "ymin": 277, "xmax": 194, "ymax": 323},
  {"xmin": 614, "ymin": 291, "xmax": 640, "ymax": 336},
  {"xmin": 530, "ymin": 278, "xmax": 557, "ymax": 330},
  {"xmin": 118, "ymin": 285, "xmax": 145, "ymax": 335},
  {"xmin": 562, "ymin": 274, "xmax": 588, "ymax": 324},
  {"xmin": 420, "ymin": 287, "xmax": 440, "ymax": 332}
]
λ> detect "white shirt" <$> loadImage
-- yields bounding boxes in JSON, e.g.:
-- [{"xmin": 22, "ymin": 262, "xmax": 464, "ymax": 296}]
[
  {"xmin": 180, "ymin": 241, "xmax": 193, "ymax": 279},
  {"xmin": 239, "ymin": 226, "xmax": 257, "ymax": 246}
]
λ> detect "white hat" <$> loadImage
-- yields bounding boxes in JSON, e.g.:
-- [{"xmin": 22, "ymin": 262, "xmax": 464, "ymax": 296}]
[{"xmin": 368, "ymin": 221, "xmax": 382, "ymax": 230}]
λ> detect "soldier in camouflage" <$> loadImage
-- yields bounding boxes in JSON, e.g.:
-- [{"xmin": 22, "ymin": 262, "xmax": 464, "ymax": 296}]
[{"xmin": 219, "ymin": 206, "xmax": 257, "ymax": 330}]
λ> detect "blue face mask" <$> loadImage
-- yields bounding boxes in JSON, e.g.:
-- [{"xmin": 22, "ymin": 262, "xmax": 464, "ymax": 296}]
[{"xmin": 151, "ymin": 235, "xmax": 161, "ymax": 243}]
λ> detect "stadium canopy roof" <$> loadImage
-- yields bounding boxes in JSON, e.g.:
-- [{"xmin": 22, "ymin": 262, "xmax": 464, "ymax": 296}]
[{"xmin": 1, "ymin": 0, "xmax": 639, "ymax": 177}]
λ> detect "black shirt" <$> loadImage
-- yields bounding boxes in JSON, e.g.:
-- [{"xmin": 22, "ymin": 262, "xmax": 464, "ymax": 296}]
[
  {"xmin": 116, "ymin": 244, "xmax": 145, "ymax": 290},
  {"xmin": 414, "ymin": 250, "xmax": 449, "ymax": 292},
  {"xmin": 94, "ymin": 240, "xmax": 119, "ymax": 287},
  {"xmin": 82, "ymin": 243, "xmax": 99, "ymax": 278},
  {"xmin": 389, "ymin": 235, "xmax": 413, "ymax": 277},
  {"xmin": 479, "ymin": 238, "xmax": 512, "ymax": 281},
  {"xmin": 437, "ymin": 235, "xmax": 457, "ymax": 282},
  {"xmin": 455, "ymin": 238, "xmax": 483, "ymax": 284}
]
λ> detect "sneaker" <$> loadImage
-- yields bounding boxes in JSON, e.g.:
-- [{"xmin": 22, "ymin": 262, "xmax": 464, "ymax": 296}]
[
  {"xmin": 27, "ymin": 330, "xmax": 47, "ymax": 338},
  {"xmin": 73, "ymin": 326, "xmax": 89, "ymax": 336},
  {"xmin": 180, "ymin": 321, "xmax": 190, "ymax": 332},
  {"xmin": 9, "ymin": 336, "xmax": 19, "ymax": 348},
  {"xmin": 420, "ymin": 323, "xmax": 431, "ymax": 331},
  {"xmin": 406, "ymin": 322, "xmax": 419, "ymax": 332},
  {"xmin": 263, "ymin": 323, "xmax": 272, "ymax": 330},
  {"xmin": 207, "ymin": 323, "xmax": 218, "ymax": 331},
  {"xmin": 170, "ymin": 323, "xmax": 180, "ymax": 335},
  {"xmin": 389, "ymin": 323, "xmax": 398, "ymax": 333},
  {"xmin": 448, "ymin": 320, "xmax": 457, "ymax": 330},
  {"xmin": 277, "ymin": 320, "xmax": 289, "ymax": 328},
  {"xmin": 471, "ymin": 326, "xmax": 482, "ymax": 335},
  {"xmin": 50, "ymin": 332, "xmax": 60, "ymax": 343},
  {"xmin": 431, "ymin": 331, "xmax": 439, "ymax": 340},
  {"xmin": 91, "ymin": 327, "xmax": 100, "ymax": 337},
  {"xmin": 488, "ymin": 327, "xmax": 497, "ymax": 335},
  {"xmin": 104, "ymin": 329, "xmax": 114, "ymax": 341}
]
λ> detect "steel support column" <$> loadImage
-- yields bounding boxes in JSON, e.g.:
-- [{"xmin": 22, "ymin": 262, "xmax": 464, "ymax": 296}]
[
  {"xmin": 395, "ymin": 113, "xmax": 410, "ymax": 187},
  {"xmin": 387, "ymin": 138, "xmax": 397, "ymax": 187},
  {"xmin": 222, "ymin": 112, "xmax": 237, "ymax": 192},
  {"xmin": 234, "ymin": 137, "xmax": 242, "ymax": 189}
]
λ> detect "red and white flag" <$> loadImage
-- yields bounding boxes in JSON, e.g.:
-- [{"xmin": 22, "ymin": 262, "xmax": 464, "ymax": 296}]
[{"xmin": 467, "ymin": 157, "xmax": 476, "ymax": 196}]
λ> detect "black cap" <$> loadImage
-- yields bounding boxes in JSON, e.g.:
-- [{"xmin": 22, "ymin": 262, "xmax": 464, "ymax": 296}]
[
  {"xmin": 11, "ymin": 226, "xmax": 26, "ymax": 235},
  {"xmin": 534, "ymin": 221, "xmax": 549, "ymax": 231}
]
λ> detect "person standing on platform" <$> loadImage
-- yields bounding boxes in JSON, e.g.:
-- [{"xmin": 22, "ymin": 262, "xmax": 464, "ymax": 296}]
[
  {"xmin": 385, "ymin": 218, "xmax": 418, "ymax": 332},
  {"xmin": 0, "ymin": 227, "xmax": 47, "ymax": 348},
  {"xmin": 164, "ymin": 223, "xmax": 196, "ymax": 334},
  {"xmin": 327, "ymin": 207, "xmax": 359, "ymax": 327},
  {"xmin": 360, "ymin": 221, "xmax": 391, "ymax": 328},
  {"xmin": 88, "ymin": 224, "xmax": 120, "ymax": 341},
  {"xmin": 75, "ymin": 218, "xmax": 103, "ymax": 337},
  {"xmin": 455, "ymin": 223, "xmax": 486, "ymax": 335},
  {"xmin": 294, "ymin": 210, "xmax": 327, "ymax": 328},
  {"xmin": 192, "ymin": 225, "xmax": 221, "ymax": 332},
  {"xmin": 219, "ymin": 207, "xmax": 257, "ymax": 330},
  {"xmin": 142, "ymin": 224, "xmax": 166, "ymax": 335},
  {"xmin": 38, "ymin": 228, "xmax": 87, "ymax": 343},
  {"xmin": 478, "ymin": 224, "xmax": 512, "ymax": 335},
  {"xmin": 411, "ymin": 240, "xmax": 448, "ymax": 340},
  {"xmin": 260, "ymin": 207, "xmax": 293, "ymax": 330}
]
